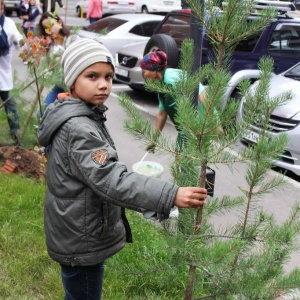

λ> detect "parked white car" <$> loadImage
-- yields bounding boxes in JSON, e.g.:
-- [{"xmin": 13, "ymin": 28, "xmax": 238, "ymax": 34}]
[
  {"xmin": 75, "ymin": 0, "xmax": 136, "ymax": 17},
  {"xmin": 237, "ymin": 62, "xmax": 300, "ymax": 176},
  {"xmin": 115, "ymin": 40, "xmax": 148, "ymax": 90},
  {"xmin": 134, "ymin": 0, "xmax": 181, "ymax": 14},
  {"xmin": 76, "ymin": 14, "xmax": 164, "ymax": 58}
]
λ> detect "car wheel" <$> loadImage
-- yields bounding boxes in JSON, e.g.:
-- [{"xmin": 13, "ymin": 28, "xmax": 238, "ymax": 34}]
[
  {"xmin": 144, "ymin": 34, "xmax": 179, "ymax": 68},
  {"xmin": 141, "ymin": 5, "xmax": 149, "ymax": 13},
  {"xmin": 129, "ymin": 84, "xmax": 145, "ymax": 92}
]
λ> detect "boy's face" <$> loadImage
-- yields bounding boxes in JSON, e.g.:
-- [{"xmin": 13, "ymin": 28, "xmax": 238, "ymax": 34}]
[{"xmin": 71, "ymin": 62, "xmax": 114, "ymax": 106}]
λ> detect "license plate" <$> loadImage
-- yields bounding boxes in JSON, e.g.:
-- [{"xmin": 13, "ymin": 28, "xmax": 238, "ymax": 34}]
[
  {"xmin": 243, "ymin": 130, "xmax": 259, "ymax": 143},
  {"xmin": 243, "ymin": 130, "xmax": 272, "ymax": 144},
  {"xmin": 118, "ymin": 1, "xmax": 127, "ymax": 4},
  {"xmin": 115, "ymin": 67, "xmax": 129, "ymax": 77}
]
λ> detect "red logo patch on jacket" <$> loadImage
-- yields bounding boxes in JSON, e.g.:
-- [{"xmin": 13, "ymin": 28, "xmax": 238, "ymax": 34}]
[{"xmin": 91, "ymin": 149, "xmax": 108, "ymax": 166}]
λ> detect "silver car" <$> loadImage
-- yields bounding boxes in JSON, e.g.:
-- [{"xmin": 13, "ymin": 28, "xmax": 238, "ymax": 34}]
[
  {"xmin": 77, "ymin": 14, "xmax": 163, "ymax": 58},
  {"xmin": 237, "ymin": 62, "xmax": 300, "ymax": 176},
  {"xmin": 115, "ymin": 40, "xmax": 147, "ymax": 90}
]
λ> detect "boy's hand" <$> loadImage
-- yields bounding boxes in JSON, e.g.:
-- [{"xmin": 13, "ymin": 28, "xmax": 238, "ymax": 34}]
[{"xmin": 174, "ymin": 187, "xmax": 207, "ymax": 208}]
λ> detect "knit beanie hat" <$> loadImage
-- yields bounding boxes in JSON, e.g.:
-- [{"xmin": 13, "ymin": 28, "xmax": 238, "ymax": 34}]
[
  {"xmin": 61, "ymin": 38, "xmax": 115, "ymax": 89},
  {"xmin": 140, "ymin": 49, "xmax": 167, "ymax": 72}
]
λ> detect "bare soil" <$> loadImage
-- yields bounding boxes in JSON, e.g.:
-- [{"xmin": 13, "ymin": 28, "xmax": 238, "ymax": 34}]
[{"xmin": 0, "ymin": 146, "xmax": 46, "ymax": 181}]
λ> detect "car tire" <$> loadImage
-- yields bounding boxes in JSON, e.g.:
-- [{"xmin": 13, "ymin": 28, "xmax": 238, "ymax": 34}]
[
  {"xmin": 141, "ymin": 5, "xmax": 149, "ymax": 13},
  {"xmin": 144, "ymin": 34, "xmax": 179, "ymax": 68},
  {"xmin": 129, "ymin": 84, "xmax": 145, "ymax": 91}
]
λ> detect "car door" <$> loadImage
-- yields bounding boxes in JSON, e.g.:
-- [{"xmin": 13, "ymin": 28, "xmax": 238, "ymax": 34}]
[
  {"xmin": 202, "ymin": 18, "xmax": 270, "ymax": 75},
  {"xmin": 267, "ymin": 22, "xmax": 300, "ymax": 74}
]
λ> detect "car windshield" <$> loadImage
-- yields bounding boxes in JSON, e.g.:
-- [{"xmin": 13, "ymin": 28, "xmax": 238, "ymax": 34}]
[
  {"xmin": 284, "ymin": 63, "xmax": 300, "ymax": 79},
  {"xmin": 83, "ymin": 18, "xmax": 127, "ymax": 34}
]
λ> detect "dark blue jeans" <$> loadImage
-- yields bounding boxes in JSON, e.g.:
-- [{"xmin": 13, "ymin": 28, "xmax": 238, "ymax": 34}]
[
  {"xmin": 89, "ymin": 17, "xmax": 101, "ymax": 24},
  {"xmin": 0, "ymin": 90, "xmax": 20, "ymax": 133},
  {"xmin": 61, "ymin": 262, "xmax": 105, "ymax": 300}
]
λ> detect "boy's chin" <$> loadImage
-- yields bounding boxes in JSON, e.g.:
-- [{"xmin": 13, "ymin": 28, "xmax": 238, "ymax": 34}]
[{"xmin": 84, "ymin": 99, "xmax": 107, "ymax": 106}]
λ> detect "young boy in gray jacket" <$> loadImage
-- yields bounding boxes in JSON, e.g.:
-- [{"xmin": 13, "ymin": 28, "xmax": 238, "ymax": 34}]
[{"xmin": 37, "ymin": 38, "xmax": 207, "ymax": 300}]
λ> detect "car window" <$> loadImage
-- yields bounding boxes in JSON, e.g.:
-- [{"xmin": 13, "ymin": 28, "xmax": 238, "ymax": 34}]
[
  {"xmin": 84, "ymin": 18, "xmax": 127, "ymax": 33},
  {"xmin": 269, "ymin": 24, "xmax": 300, "ymax": 55},
  {"xmin": 158, "ymin": 14, "xmax": 191, "ymax": 47},
  {"xmin": 284, "ymin": 63, "xmax": 300, "ymax": 77},
  {"xmin": 129, "ymin": 21, "xmax": 161, "ymax": 37},
  {"xmin": 234, "ymin": 34, "xmax": 260, "ymax": 52}
]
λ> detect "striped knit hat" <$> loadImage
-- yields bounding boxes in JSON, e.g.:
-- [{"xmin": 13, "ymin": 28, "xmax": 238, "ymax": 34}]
[{"xmin": 61, "ymin": 38, "xmax": 115, "ymax": 89}]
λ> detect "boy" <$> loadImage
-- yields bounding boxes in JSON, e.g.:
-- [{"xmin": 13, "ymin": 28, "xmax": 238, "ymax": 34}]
[{"xmin": 37, "ymin": 38, "xmax": 207, "ymax": 299}]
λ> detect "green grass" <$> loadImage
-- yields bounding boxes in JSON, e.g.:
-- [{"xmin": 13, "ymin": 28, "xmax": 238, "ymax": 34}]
[
  {"xmin": 0, "ymin": 172, "xmax": 206, "ymax": 299},
  {"xmin": 0, "ymin": 173, "xmax": 60, "ymax": 299}
]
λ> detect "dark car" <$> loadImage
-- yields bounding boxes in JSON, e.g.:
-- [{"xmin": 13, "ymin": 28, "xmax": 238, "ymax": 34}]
[
  {"xmin": 4, "ymin": 0, "xmax": 20, "ymax": 16},
  {"xmin": 115, "ymin": 2, "xmax": 300, "ymax": 90},
  {"xmin": 145, "ymin": 4, "xmax": 300, "ymax": 74}
]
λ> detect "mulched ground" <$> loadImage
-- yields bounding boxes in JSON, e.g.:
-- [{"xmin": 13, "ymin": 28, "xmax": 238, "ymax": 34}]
[{"xmin": 0, "ymin": 146, "xmax": 46, "ymax": 181}]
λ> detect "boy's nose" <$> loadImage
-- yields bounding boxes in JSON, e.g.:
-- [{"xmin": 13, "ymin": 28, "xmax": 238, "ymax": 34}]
[{"xmin": 98, "ymin": 80, "xmax": 108, "ymax": 89}]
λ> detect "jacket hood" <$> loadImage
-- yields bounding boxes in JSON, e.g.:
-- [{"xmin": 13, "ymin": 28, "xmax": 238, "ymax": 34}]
[{"xmin": 37, "ymin": 97, "xmax": 104, "ymax": 146}]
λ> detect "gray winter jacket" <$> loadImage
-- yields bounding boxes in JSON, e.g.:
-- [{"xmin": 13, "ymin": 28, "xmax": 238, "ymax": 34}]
[{"xmin": 37, "ymin": 96, "xmax": 178, "ymax": 266}]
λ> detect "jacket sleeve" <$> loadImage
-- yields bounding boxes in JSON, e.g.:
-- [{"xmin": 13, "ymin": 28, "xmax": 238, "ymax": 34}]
[{"xmin": 67, "ymin": 121, "xmax": 178, "ymax": 218}]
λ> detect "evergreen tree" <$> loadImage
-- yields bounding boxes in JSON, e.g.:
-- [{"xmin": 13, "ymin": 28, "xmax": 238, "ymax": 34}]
[{"xmin": 118, "ymin": 0, "xmax": 300, "ymax": 298}]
